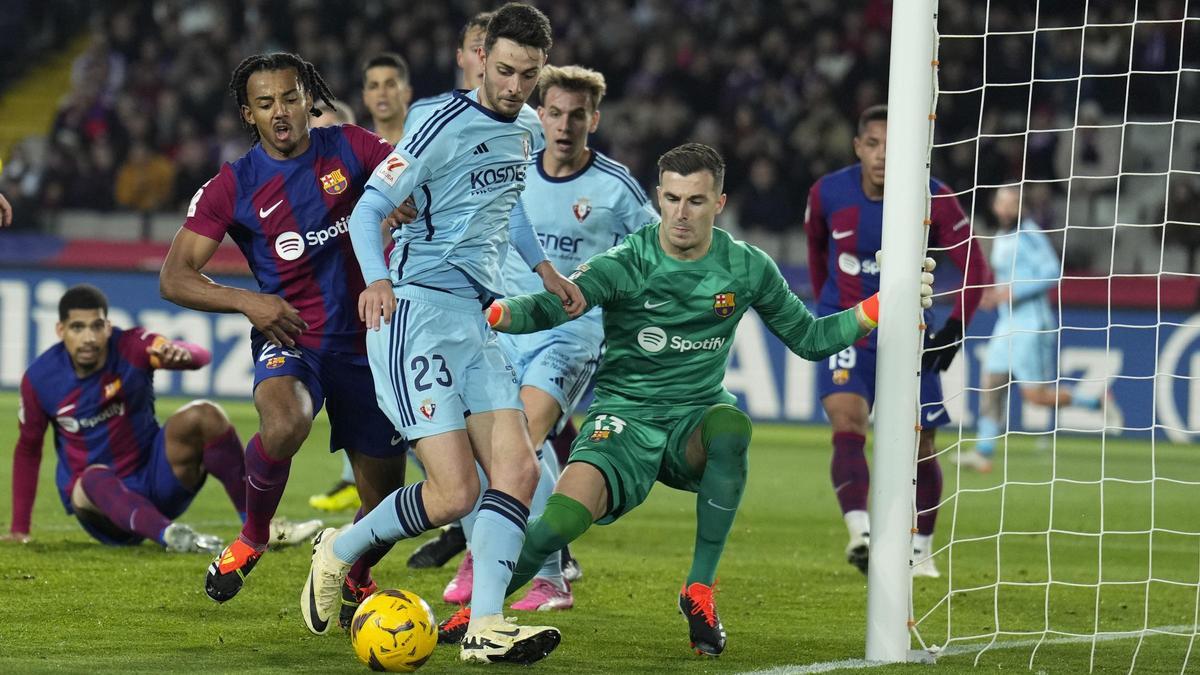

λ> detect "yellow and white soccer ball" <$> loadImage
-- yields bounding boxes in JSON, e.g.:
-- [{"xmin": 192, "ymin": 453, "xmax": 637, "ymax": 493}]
[{"xmin": 349, "ymin": 589, "xmax": 437, "ymax": 672}]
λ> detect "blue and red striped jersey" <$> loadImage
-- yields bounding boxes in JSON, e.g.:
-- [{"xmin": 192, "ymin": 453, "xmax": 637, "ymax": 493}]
[
  {"xmin": 184, "ymin": 124, "xmax": 394, "ymax": 353},
  {"xmin": 14, "ymin": 327, "xmax": 168, "ymax": 521},
  {"xmin": 804, "ymin": 164, "xmax": 991, "ymax": 336}
]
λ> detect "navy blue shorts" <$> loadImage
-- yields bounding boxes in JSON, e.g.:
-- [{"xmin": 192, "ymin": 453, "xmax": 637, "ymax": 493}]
[
  {"xmin": 252, "ymin": 336, "xmax": 405, "ymax": 458},
  {"xmin": 816, "ymin": 343, "xmax": 950, "ymax": 428},
  {"xmin": 76, "ymin": 427, "xmax": 197, "ymax": 546}
]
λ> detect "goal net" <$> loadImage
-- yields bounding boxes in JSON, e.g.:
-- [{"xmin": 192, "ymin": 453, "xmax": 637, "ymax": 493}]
[{"xmin": 907, "ymin": 1, "xmax": 1200, "ymax": 671}]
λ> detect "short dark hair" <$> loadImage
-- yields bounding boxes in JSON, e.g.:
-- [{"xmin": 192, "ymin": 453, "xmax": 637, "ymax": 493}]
[
  {"xmin": 229, "ymin": 52, "xmax": 337, "ymax": 142},
  {"xmin": 59, "ymin": 284, "xmax": 108, "ymax": 321},
  {"xmin": 657, "ymin": 143, "xmax": 726, "ymax": 192},
  {"xmin": 459, "ymin": 11, "xmax": 495, "ymax": 49},
  {"xmin": 857, "ymin": 104, "xmax": 887, "ymax": 135},
  {"xmin": 362, "ymin": 52, "xmax": 409, "ymax": 83},
  {"xmin": 484, "ymin": 3, "xmax": 552, "ymax": 54}
]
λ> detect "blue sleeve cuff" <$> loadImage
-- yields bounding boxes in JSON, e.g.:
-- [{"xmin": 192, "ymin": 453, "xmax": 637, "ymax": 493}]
[
  {"xmin": 509, "ymin": 199, "xmax": 548, "ymax": 270},
  {"xmin": 349, "ymin": 187, "xmax": 395, "ymax": 284}
]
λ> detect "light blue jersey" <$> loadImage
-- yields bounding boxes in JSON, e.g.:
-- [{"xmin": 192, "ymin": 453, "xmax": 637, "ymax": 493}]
[
  {"xmin": 403, "ymin": 90, "xmax": 458, "ymax": 136},
  {"xmin": 405, "ymin": 90, "xmax": 546, "ymax": 147},
  {"xmin": 991, "ymin": 218, "xmax": 1059, "ymax": 332},
  {"xmin": 502, "ymin": 150, "xmax": 659, "ymax": 342},
  {"xmin": 352, "ymin": 89, "xmax": 547, "ymax": 298},
  {"xmin": 985, "ymin": 218, "xmax": 1061, "ymax": 380}
]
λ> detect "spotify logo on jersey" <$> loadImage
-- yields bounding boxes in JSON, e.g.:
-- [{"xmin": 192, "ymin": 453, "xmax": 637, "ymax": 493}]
[
  {"xmin": 274, "ymin": 232, "xmax": 305, "ymax": 261},
  {"xmin": 637, "ymin": 326, "xmax": 668, "ymax": 353}
]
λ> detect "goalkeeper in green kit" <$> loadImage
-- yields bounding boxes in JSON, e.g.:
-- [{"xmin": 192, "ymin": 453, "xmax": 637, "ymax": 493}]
[{"xmin": 484, "ymin": 143, "xmax": 935, "ymax": 656}]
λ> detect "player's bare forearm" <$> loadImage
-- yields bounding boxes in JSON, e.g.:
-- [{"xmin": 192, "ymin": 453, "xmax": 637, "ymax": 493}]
[
  {"xmin": 160, "ymin": 228, "xmax": 255, "ymax": 315},
  {"xmin": 161, "ymin": 227, "xmax": 306, "ymax": 347}
]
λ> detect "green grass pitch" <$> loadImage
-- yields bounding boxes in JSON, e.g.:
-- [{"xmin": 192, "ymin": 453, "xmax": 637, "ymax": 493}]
[{"xmin": 0, "ymin": 392, "xmax": 1196, "ymax": 674}]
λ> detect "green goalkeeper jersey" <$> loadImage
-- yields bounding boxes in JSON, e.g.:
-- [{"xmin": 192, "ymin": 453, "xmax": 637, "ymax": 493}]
[{"xmin": 503, "ymin": 223, "xmax": 867, "ymax": 408}]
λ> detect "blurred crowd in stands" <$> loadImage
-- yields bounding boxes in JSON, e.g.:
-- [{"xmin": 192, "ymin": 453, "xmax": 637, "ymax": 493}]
[{"xmin": 0, "ymin": 0, "xmax": 1197, "ymax": 272}]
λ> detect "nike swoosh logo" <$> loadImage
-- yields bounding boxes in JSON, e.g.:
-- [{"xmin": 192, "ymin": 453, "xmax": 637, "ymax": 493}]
[
  {"xmin": 644, "ymin": 300, "xmax": 669, "ymax": 309},
  {"xmin": 259, "ymin": 200, "xmax": 284, "ymax": 219},
  {"xmin": 306, "ymin": 570, "xmax": 329, "ymax": 633},
  {"xmin": 57, "ymin": 404, "xmax": 75, "ymax": 415},
  {"xmin": 831, "ymin": 229, "xmax": 854, "ymax": 240},
  {"xmin": 706, "ymin": 499, "xmax": 737, "ymax": 512},
  {"xmin": 390, "ymin": 435, "xmax": 404, "ymax": 446},
  {"xmin": 925, "ymin": 410, "xmax": 943, "ymax": 422},
  {"xmin": 492, "ymin": 628, "xmax": 523, "ymax": 637},
  {"xmin": 952, "ymin": 217, "xmax": 969, "ymax": 231}
]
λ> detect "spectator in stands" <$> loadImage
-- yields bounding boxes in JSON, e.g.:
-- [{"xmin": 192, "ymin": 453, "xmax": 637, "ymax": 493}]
[
  {"xmin": 736, "ymin": 157, "xmax": 796, "ymax": 261},
  {"xmin": 115, "ymin": 141, "xmax": 175, "ymax": 213}
]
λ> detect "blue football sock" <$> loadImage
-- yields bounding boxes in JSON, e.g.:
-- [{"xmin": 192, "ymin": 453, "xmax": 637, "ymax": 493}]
[
  {"xmin": 469, "ymin": 489, "xmax": 529, "ymax": 621},
  {"xmin": 339, "ymin": 453, "xmax": 356, "ymax": 484},
  {"xmin": 333, "ymin": 482, "xmax": 431, "ymax": 564},
  {"xmin": 977, "ymin": 416, "xmax": 1000, "ymax": 458}
]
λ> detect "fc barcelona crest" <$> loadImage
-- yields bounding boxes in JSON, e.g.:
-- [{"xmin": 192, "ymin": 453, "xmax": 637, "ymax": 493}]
[
  {"xmin": 320, "ymin": 168, "xmax": 348, "ymax": 195},
  {"xmin": 713, "ymin": 291, "xmax": 736, "ymax": 318},
  {"xmin": 573, "ymin": 197, "xmax": 592, "ymax": 222}
]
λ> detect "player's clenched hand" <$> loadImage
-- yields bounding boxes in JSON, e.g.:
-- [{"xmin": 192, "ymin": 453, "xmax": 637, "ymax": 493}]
[
  {"xmin": 382, "ymin": 196, "xmax": 418, "ymax": 230},
  {"xmin": 147, "ymin": 340, "xmax": 192, "ymax": 368},
  {"xmin": 242, "ymin": 293, "xmax": 307, "ymax": 347},
  {"xmin": 535, "ymin": 261, "xmax": 586, "ymax": 318},
  {"xmin": 359, "ymin": 279, "xmax": 397, "ymax": 331}
]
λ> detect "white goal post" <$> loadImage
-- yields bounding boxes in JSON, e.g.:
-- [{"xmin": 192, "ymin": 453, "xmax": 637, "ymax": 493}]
[{"xmin": 871, "ymin": 1, "xmax": 1200, "ymax": 671}]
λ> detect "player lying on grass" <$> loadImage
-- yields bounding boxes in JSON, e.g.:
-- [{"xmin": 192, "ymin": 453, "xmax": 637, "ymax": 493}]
[
  {"xmin": 6, "ymin": 285, "xmax": 245, "ymax": 552},
  {"xmin": 439, "ymin": 143, "xmax": 935, "ymax": 656}
]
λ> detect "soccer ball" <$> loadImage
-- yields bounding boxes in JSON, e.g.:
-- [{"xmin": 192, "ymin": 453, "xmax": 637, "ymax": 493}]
[{"xmin": 349, "ymin": 589, "xmax": 437, "ymax": 672}]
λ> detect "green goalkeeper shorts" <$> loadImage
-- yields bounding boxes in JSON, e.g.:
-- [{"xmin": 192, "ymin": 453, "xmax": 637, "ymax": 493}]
[{"xmin": 567, "ymin": 403, "xmax": 710, "ymax": 524}]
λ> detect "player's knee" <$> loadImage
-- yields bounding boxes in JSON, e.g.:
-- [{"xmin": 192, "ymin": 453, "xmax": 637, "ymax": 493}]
[
  {"xmin": 702, "ymin": 404, "xmax": 752, "ymax": 459},
  {"xmin": 72, "ymin": 465, "xmax": 110, "ymax": 509},
  {"xmin": 258, "ymin": 410, "xmax": 310, "ymax": 455},
  {"xmin": 425, "ymin": 470, "xmax": 481, "ymax": 522},
  {"xmin": 174, "ymin": 399, "xmax": 231, "ymax": 440}
]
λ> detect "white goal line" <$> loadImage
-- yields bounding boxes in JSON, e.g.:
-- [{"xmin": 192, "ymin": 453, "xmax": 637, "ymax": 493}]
[{"xmin": 736, "ymin": 624, "xmax": 1199, "ymax": 675}]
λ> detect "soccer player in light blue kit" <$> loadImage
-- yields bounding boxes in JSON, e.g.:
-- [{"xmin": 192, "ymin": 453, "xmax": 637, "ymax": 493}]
[
  {"xmin": 301, "ymin": 4, "xmax": 583, "ymax": 665},
  {"xmin": 958, "ymin": 186, "xmax": 1102, "ymax": 473},
  {"xmin": 438, "ymin": 64, "xmax": 660, "ymax": 619}
]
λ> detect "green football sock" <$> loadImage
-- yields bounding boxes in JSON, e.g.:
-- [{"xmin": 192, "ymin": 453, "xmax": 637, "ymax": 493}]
[
  {"xmin": 505, "ymin": 493, "xmax": 593, "ymax": 596},
  {"xmin": 688, "ymin": 404, "xmax": 753, "ymax": 586}
]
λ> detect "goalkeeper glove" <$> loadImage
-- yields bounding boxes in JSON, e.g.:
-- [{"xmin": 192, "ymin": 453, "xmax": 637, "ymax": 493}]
[
  {"xmin": 485, "ymin": 300, "xmax": 509, "ymax": 329},
  {"xmin": 855, "ymin": 256, "xmax": 937, "ymax": 329},
  {"xmin": 922, "ymin": 317, "xmax": 963, "ymax": 372}
]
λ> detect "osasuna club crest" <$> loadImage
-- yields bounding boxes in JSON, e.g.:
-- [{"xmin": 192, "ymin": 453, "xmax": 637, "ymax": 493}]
[
  {"xmin": 713, "ymin": 291, "xmax": 736, "ymax": 318},
  {"xmin": 419, "ymin": 398, "xmax": 436, "ymax": 420},
  {"xmin": 573, "ymin": 197, "xmax": 592, "ymax": 222}
]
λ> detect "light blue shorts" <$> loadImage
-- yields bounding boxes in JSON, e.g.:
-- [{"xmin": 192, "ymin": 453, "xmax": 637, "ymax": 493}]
[
  {"xmin": 498, "ymin": 329, "xmax": 600, "ymax": 426},
  {"xmin": 984, "ymin": 328, "xmax": 1057, "ymax": 383},
  {"xmin": 367, "ymin": 285, "xmax": 521, "ymax": 442}
]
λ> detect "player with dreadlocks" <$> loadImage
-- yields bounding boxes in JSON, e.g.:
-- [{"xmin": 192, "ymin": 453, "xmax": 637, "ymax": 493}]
[{"xmin": 161, "ymin": 52, "xmax": 416, "ymax": 613}]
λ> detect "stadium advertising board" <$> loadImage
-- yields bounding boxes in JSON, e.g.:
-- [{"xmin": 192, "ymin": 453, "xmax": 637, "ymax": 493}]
[{"xmin": 1, "ymin": 269, "xmax": 1196, "ymax": 441}]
